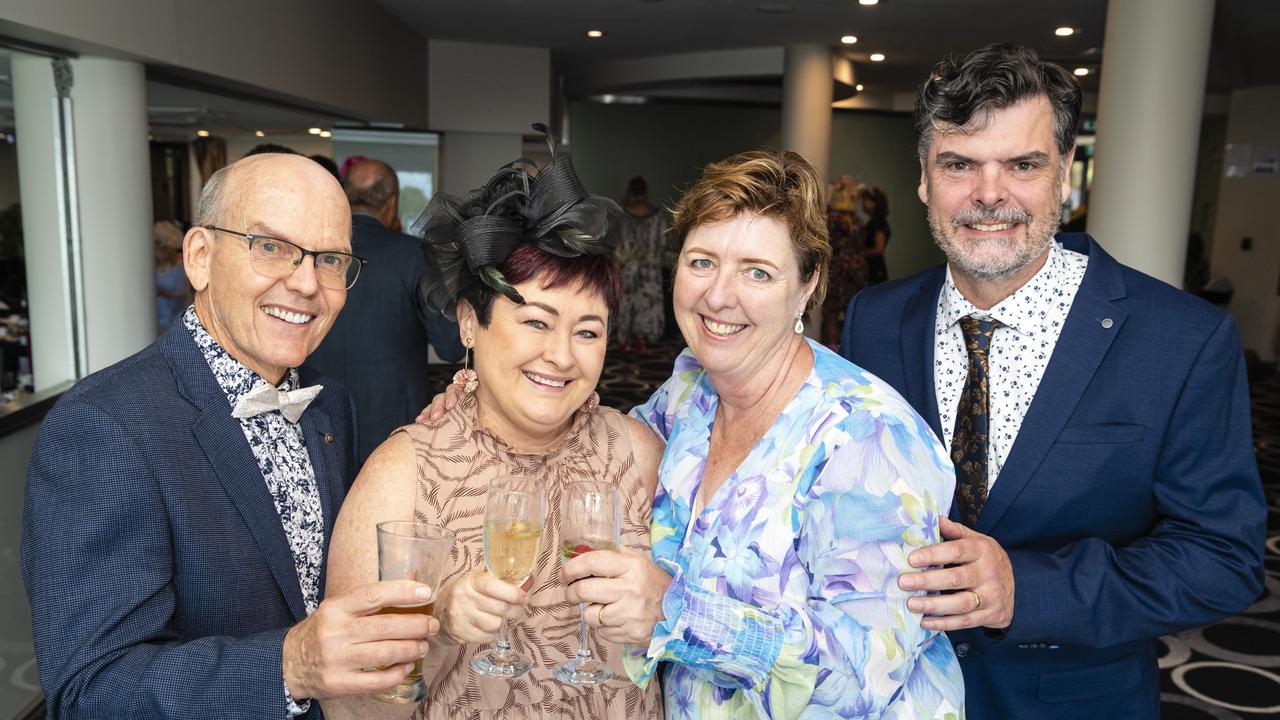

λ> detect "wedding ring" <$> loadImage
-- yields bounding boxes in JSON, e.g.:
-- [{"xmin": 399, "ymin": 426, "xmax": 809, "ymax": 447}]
[
  {"xmin": 969, "ymin": 590, "xmax": 982, "ymax": 611},
  {"xmin": 597, "ymin": 603, "xmax": 609, "ymax": 627}
]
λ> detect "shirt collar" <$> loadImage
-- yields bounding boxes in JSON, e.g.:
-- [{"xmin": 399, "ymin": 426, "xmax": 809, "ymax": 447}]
[
  {"xmin": 939, "ymin": 241, "xmax": 1066, "ymax": 337},
  {"xmin": 183, "ymin": 305, "xmax": 299, "ymax": 408}
]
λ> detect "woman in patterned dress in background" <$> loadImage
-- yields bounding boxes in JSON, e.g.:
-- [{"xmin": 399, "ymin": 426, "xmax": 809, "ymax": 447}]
[
  {"xmin": 323, "ymin": 135, "xmax": 664, "ymax": 720},
  {"xmin": 561, "ymin": 150, "xmax": 964, "ymax": 719},
  {"xmin": 614, "ymin": 176, "xmax": 671, "ymax": 352}
]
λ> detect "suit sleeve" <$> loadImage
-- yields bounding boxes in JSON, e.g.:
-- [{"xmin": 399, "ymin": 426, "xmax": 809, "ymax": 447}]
[
  {"xmin": 408, "ymin": 238, "xmax": 465, "ymax": 363},
  {"xmin": 839, "ymin": 291, "xmax": 865, "ymax": 361},
  {"xmin": 21, "ymin": 397, "xmax": 297, "ymax": 719},
  {"xmin": 1005, "ymin": 313, "xmax": 1267, "ymax": 646}
]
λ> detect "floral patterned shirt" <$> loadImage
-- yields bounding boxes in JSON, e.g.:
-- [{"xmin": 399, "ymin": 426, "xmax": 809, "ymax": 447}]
[
  {"xmin": 628, "ymin": 340, "xmax": 965, "ymax": 719},
  {"xmin": 934, "ymin": 242, "xmax": 1088, "ymax": 489},
  {"xmin": 184, "ymin": 307, "xmax": 324, "ymax": 717}
]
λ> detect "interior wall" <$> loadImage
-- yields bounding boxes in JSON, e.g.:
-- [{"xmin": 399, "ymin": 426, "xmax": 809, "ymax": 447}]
[
  {"xmin": 569, "ymin": 100, "xmax": 941, "ymax": 280},
  {"xmin": 0, "ymin": 0, "xmax": 429, "ymax": 125},
  {"xmin": 1209, "ymin": 84, "xmax": 1280, "ymax": 360}
]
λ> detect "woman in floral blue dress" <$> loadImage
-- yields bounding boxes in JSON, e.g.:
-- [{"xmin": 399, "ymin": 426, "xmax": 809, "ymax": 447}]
[{"xmin": 562, "ymin": 150, "xmax": 964, "ymax": 719}]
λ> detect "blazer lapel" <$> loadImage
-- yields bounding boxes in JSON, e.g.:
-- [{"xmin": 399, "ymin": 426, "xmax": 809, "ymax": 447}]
[
  {"xmin": 300, "ymin": 398, "xmax": 340, "ymax": 599},
  {"xmin": 163, "ymin": 324, "xmax": 309, "ymax": 621},
  {"xmin": 976, "ymin": 237, "xmax": 1128, "ymax": 533},
  {"xmin": 900, "ymin": 270, "xmax": 947, "ymax": 443}
]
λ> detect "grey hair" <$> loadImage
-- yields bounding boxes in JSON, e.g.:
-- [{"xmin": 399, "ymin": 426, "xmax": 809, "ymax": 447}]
[
  {"xmin": 915, "ymin": 43, "xmax": 1082, "ymax": 163},
  {"xmin": 195, "ymin": 164, "xmax": 235, "ymax": 226}
]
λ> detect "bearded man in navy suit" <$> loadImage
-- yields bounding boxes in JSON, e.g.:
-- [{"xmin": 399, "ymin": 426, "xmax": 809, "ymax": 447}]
[
  {"xmin": 841, "ymin": 43, "xmax": 1265, "ymax": 719},
  {"xmin": 22, "ymin": 153, "xmax": 438, "ymax": 718}
]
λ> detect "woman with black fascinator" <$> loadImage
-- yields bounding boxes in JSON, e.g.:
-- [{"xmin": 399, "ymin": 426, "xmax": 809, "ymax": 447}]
[{"xmin": 323, "ymin": 127, "xmax": 664, "ymax": 719}]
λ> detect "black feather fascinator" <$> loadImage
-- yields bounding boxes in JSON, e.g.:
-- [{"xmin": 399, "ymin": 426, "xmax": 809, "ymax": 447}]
[{"xmin": 412, "ymin": 123, "xmax": 622, "ymax": 318}]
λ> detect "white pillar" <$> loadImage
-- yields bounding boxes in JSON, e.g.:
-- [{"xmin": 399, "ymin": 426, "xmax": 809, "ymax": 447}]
[
  {"xmin": 12, "ymin": 52, "xmax": 77, "ymax": 391},
  {"xmin": 1086, "ymin": 0, "xmax": 1215, "ymax": 286},
  {"xmin": 70, "ymin": 57, "xmax": 155, "ymax": 371},
  {"xmin": 781, "ymin": 44, "xmax": 833, "ymax": 186}
]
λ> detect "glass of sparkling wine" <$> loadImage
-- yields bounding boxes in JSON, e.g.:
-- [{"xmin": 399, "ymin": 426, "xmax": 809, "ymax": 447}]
[
  {"xmin": 471, "ymin": 475, "xmax": 546, "ymax": 679},
  {"xmin": 554, "ymin": 481, "xmax": 620, "ymax": 685},
  {"xmin": 373, "ymin": 521, "xmax": 456, "ymax": 703}
]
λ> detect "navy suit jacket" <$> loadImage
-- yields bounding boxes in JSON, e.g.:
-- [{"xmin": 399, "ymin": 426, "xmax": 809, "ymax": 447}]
[
  {"xmin": 840, "ymin": 234, "xmax": 1266, "ymax": 719},
  {"xmin": 307, "ymin": 213, "xmax": 463, "ymax": 466},
  {"xmin": 21, "ymin": 320, "xmax": 357, "ymax": 719}
]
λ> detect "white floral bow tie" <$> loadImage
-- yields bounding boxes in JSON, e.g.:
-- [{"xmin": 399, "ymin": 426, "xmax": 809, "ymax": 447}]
[{"xmin": 231, "ymin": 382, "xmax": 323, "ymax": 424}]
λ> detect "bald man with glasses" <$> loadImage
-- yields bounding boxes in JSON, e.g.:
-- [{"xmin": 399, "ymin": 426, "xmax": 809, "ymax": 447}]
[{"xmin": 23, "ymin": 153, "xmax": 438, "ymax": 719}]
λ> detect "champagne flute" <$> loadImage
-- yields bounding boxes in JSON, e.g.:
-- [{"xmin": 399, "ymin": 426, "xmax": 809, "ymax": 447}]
[
  {"xmin": 372, "ymin": 521, "xmax": 455, "ymax": 703},
  {"xmin": 553, "ymin": 481, "xmax": 620, "ymax": 685},
  {"xmin": 471, "ymin": 475, "xmax": 546, "ymax": 679}
]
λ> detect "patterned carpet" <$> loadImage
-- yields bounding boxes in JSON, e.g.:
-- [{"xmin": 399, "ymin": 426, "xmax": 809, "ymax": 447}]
[{"xmin": 426, "ymin": 339, "xmax": 1280, "ymax": 716}]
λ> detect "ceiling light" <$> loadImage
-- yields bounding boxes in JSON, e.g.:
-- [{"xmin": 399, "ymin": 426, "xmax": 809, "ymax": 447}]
[
  {"xmin": 859, "ymin": 0, "xmax": 880, "ymax": 5},
  {"xmin": 856, "ymin": 83, "xmax": 864, "ymax": 91},
  {"xmin": 869, "ymin": 53, "xmax": 885, "ymax": 62},
  {"xmin": 841, "ymin": 35, "xmax": 858, "ymax": 44},
  {"xmin": 308, "ymin": 127, "xmax": 322, "ymax": 135},
  {"xmin": 254, "ymin": 130, "xmax": 265, "ymax": 137},
  {"xmin": 196, "ymin": 129, "xmax": 210, "ymax": 137},
  {"xmin": 1073, "ymin": 67, "xmax": 1090, "ymax": 76},
  {"xmin": 586, "ymin": 29, "xmax": 604, "ymax": 38},
  {"xmin": 1055, "ymin": 26, "xmax": 1076, "ymax": 37},
  {"xmin": 319, "ymin": 130, "xmax": 333, "ymax": 138}
]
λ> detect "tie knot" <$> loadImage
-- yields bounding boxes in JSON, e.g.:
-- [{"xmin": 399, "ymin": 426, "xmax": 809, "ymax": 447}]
[{"xmin": 958, "ymin": 315, "xmax": 1000, "ymax": 353}]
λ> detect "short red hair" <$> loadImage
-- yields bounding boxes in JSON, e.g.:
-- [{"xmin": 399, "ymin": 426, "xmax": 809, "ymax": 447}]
[{"xmin": 474, "ymin": 244, "xmax": 621, "ymax": 325}]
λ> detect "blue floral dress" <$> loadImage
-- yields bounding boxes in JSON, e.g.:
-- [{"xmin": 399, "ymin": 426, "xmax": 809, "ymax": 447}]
[{"xmin": 627, "ymin": 340, "xmax": 965, "ymax": 719}]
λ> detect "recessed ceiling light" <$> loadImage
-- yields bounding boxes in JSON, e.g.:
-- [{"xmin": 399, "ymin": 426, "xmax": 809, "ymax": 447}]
[
  {"xmin": 1055, "ymin": 26, "xmax": 1076, "ymax": 37},
  {"xmin": 319, "ymin": 130, "xmax": 333, "ymax": 138},
  {"xmin": 869, "ymin": 53, "xmax": 885, "ymax": 62},
  {"xmin": 1073, "ymin": 67, "xmax": 1090, "ymax": 76},
  {"xmin": 196, "ymin": 129, "xmax": 210, "ymax": 138},
  {"xmin": 254, "ymin": 130, "xmax": 265, "ymax": 137},
  {"xmin": 856, "ymin": 83, "xmax": 864, "ymax": 91},
  {"xmin": 586, "ymin": 29, "xmax": 604, "ymax": 38},
  {"xmin": 841, "ymin": 35, "xmax": 858, "ymax": 44},
  {"xmin": 308, "ymin": 127, "xmax": 322, "ymax": 135},
  {"xmin": 859, "ymin": 0, "xmax": 880, "ymax": 5}
]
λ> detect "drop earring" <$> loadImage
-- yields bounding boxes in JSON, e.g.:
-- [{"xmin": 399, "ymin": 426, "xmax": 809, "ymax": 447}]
[
  {"xmin": 794, "ymin": 315, "xmax": 804, "ymax": 335},
  {"xmin": 452, "ymin": 340, "xmax": 478, "ymax": 394}
]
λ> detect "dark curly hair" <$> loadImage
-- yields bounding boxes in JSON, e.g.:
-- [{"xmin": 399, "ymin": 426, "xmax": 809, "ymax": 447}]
[{"xmin": 915, "ymin": 43, "xmax": 1082, "ymax": 162}]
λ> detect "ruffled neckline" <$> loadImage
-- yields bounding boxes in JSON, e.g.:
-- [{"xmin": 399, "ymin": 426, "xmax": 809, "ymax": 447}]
[{"xmin": 455, "ymin": 390, "xmax": 596, "ymax": 465}]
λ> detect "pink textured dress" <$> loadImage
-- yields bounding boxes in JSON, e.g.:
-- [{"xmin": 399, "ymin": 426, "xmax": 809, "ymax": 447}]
[{"xmin": 394, "ymin": 394, "xmax": 664, "ymax": 720}]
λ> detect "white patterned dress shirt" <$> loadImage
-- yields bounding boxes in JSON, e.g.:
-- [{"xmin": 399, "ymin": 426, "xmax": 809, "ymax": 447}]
[
  {"xmin": 185, "ymin": 307, "xmax": 323, "ymax": 717},
  {"xmin": 934, "ymin": 242, "xmax": 1089, "ymax": 490}
]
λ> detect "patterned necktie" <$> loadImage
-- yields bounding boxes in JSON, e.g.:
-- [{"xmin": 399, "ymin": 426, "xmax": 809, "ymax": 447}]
[{"xmin": 951, "ymin": 315, "xmax": 1001, "ymax": 526}]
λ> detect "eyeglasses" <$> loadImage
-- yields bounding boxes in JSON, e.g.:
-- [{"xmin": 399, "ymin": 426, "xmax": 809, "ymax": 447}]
[{"xmin": 202, "ymin": 225, "xmax": 366, "ymax": 290}]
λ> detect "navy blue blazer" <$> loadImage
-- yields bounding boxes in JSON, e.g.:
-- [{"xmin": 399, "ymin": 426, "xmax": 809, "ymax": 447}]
[
  {"xmin": 307, "ymin": 213, "xmax": 463, "ymax": 466},
  {"xmin": 21, "ymin": 320, "xmax": 357, "ymax": 719},
  {"xmin": 841, "ymin": 234, "xmax": 1266, "ymax": 719}
]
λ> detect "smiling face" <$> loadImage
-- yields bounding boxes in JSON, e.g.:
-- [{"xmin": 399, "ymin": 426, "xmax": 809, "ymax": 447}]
[
  {"xmin": 459, "ymin": 279, "xmax": 609, "ymax": 449},
  {"xmin": 674, "ymin": 212, "xmax": 817, "ymax": 388},
  {"xmin": 185, "ymin": 154, "xmax": 352, "ymax": 384},
  {"xmin": 919, "ymin": 94, "xmax": 1073, "ymax": 286}
]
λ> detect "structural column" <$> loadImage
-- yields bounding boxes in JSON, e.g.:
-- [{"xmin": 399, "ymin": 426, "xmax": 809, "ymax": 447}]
[
  {"xmin": 1086, "ymin": 0, "xmax": 1215, "ymax": 286},
  {"xmin": 781, "ymin": 44, "xmax": 834, "ymax": 188},
  {"xmin": 69, "ymin": 57, "xmax": 155, "ymax": 372},
  {"xmin": 11, "ymin": 54, "xmax": 153, "ymax": 390}
]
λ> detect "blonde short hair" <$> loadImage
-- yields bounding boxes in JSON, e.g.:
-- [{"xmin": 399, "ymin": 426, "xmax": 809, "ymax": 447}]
[{"xmin": 672, "ymin": 150, "xmax": 830, "ymax": 310}]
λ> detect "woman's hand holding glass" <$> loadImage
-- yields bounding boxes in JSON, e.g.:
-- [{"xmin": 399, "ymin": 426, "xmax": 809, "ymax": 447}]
[
  {"xmin": 433, "ymin": 569, "xmax": 532, "ymax": 646},
  {"xmin": 470, "ymin": 475, "xmax": 546, "ymax": 679},
  {"xmin": 561, "ymin": 549, "xmax": 673, "ymax": 646}
]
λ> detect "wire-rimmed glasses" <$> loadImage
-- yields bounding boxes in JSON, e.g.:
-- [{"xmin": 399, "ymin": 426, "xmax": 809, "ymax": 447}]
[
  {"xmin": 553, "ymin": 481, "xmax": 620, "ymax": 685},
  {"xmin": 471, "ymin": 475, "xmax": 546, "ymax": 679},
  {"xmin": 202, "ymin": 225, "xmax": 367, "ymax": 289}
]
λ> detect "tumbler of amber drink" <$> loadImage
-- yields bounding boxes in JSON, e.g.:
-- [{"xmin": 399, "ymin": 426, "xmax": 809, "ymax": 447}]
[{"xmin": 373, "ymin": 521, "xmax": 455, "ymax": 703}]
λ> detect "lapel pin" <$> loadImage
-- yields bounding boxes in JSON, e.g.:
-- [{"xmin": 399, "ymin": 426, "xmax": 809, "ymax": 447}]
[{"xmin": 1100, "ymin": 318, "xmax": 1114, "ymax": 329}]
